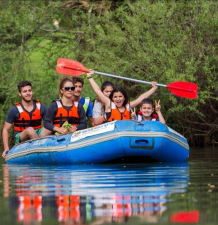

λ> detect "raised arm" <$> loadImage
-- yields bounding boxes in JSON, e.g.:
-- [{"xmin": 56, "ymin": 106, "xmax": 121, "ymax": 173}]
[
  {"xmin": 130, "ymin": 82, "xmax": 158, "ymax": 108},
  {"xmin": 86, "ymin": 71, "xmax": 111, "ymax": 112},
  {"xmin": 155, "ymin": 100, "xmax": 166, "ymax": 125},
  {"xmin": 130, "ymin": 108, "xmax": 136, "ymax": 120}
]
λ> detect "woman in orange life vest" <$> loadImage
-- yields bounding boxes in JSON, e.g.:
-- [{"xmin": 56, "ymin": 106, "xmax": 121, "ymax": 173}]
[
  {"xmin": 41, "ymin": 77, "xmax": 87, "ymax": 136},
  {"xmin": 86, "ymin": 70, "xmax": 158, "ymax": 122}
]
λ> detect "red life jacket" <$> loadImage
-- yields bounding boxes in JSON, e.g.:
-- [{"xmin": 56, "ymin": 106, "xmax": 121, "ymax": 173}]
[
  {"xmin": 151, "ymin": 114, "xmax": 158, "ymax": 121},
  {"xmin": 53, "ymin": 100, "xmax": 79, "ymax": 127},
  {"xmin": 14, "ymin": 100, "xmax": 42, "ymax": 132},
  {"xmin": 106, "ymin": 102, "xmax": 130, "ymax": 121}
]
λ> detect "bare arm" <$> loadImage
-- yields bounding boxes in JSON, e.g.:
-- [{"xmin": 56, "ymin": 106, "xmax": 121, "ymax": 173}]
[
  {"xmin": 88, "ymin": 116, "xmax": 95, "ymax": 127},
  {"xmin": 53, "ymin": 126, "xmax": 68, "ymax": 134},
  {"xmin": 130, "ymin": 82, "xmax": 158, "ymax": 108},
  {"xmin": 156, "ymin": 111, "xmax": 166, "ymax": 125},
  {"xmin": 130, "ymin": 108, "xmax": 136, "ymax": 120},
  {"xmin": 155, "ymin": 100, "xmax": 166, "ymax": 125},
  {"xmin": 87, "ymin": 71, "xmax": 111, "ymax": 112},
  {"xmin": 94, "ymin": 116, "xmax": 104, "ymax": 125},
  {"xmin": 2, "ymin": 122, "xmax": 13, "ymax": 158}
]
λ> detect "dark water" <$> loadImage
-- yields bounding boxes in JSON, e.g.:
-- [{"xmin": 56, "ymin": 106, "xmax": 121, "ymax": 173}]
[{"xmin": 0, "ymin": 147, "xmax": 218, "ymax": 225}]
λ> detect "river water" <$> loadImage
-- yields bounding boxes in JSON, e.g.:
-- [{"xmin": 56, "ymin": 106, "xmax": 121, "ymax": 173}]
[{"xmin": 0, "ymin": 147, "xmax": 218, "ymax": 225}]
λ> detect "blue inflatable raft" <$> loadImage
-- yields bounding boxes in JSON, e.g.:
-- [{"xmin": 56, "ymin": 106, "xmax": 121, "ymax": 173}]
[{"xmin": 5, "ymin": 120, "xmax": 189, "ymax": 164}]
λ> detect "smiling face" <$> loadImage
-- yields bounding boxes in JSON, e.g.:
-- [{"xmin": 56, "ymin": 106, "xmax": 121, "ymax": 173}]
[
  {"xmin": 103, "ymin": 86, "xmax": 114, "ymax": 98},
  {"xmin": 73, "ymin": 81, "xmax": 83, "ymax": 98},
  {"xmin": 140, "ymin": 103, "xmax": 154, "ymax": 119},
  {"xmin": 19, "ymin": 85, "xmax": 33, "ymax": 102},
  {"xmin": 112, "ymin": 91, "xmax": 125, "ymax": 108}
]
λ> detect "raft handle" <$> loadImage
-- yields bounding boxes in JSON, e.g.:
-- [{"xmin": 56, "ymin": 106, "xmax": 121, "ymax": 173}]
[
  {"xmin": 57, "ymin": 138, "xmax": 66, "ymax": 142},
  {"xmin": 135, "ymin": 139, "xmax": 148, "ymax": 144}
]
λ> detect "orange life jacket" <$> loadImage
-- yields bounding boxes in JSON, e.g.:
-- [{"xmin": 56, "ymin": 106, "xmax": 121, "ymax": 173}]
[
  {"xmin": 14, "ymin": 100, "xmax": 42, "ymax": 132},
  {"xmin": 17, "ymin": 195, "xmax": 42, "ymax": 222},
  {"xmin": 53, "ymin": 100, "xmax": 79, "ymax": 127},
  {"xmin": 106, "ymin": 102, "xmax": 130, "ymax": 121}
]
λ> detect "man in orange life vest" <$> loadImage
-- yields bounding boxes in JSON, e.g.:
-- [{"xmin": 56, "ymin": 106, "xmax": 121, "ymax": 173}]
[{"xmin": 2, "ymin": 81, "xmax": 47, "ymax": 159}]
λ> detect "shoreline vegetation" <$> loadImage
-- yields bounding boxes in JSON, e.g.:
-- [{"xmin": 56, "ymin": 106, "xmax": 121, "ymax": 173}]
[{"xmin": 0, "ymin": 0, "xmax": 217, "ymax": 147}]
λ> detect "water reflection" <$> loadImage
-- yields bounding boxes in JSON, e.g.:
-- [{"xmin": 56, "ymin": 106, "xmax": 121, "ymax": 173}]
[{"xmin": 3, "ymin": 163, "xmax": 190, "ymax": 224}]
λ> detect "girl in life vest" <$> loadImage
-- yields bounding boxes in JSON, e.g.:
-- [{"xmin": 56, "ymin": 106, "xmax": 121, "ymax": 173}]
[
  {"xmin": 87, "ymin": 70, "xmax": 158, "ymax": 122},
  {"xmin": 42, "ymin": 77, "xmax": 87, "ymax": 136},
  {"xmin": 131, "ymin": 98, "xmax": 166, "ymax": 124},
  {"xmin": 93, "ymin": 81, "xmax": 114, "ymax": 126}
]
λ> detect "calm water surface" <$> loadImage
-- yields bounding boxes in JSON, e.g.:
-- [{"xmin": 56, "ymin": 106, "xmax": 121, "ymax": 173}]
[{"xmin": 0, "ymin": 147, "xmax": 218, "ymax": 225}]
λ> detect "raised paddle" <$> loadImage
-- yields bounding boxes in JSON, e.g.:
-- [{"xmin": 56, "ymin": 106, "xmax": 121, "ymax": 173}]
[{"xmin": 56, "ymin": 58, "xmax": 198, "ymax": 99}]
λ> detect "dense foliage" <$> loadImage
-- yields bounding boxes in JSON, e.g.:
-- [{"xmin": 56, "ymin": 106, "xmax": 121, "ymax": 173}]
[{"xmin": 0, "ymin": 0, "xmax": 217, "ymax": 146}]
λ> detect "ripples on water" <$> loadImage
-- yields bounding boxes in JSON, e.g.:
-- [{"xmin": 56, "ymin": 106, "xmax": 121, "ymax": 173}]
[
  {"xmin": 0, "ymin": 163, "xmax": 189, "ymax": 224},
  {"xmin": 0, "ymin": 147, "xmax": 218, "ymax": 224}
]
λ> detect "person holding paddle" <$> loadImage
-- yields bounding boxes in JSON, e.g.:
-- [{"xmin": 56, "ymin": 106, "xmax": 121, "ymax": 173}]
[
  {"xmin": 56, "ymin": 58, "xmax": 198, "ymax": 100},
  {"xmin": 2, "ymin": 81, "xmax": 47, "ymax": 159},
  {"xmin": 131, "ymin": 98, "xmax": 166, "ymax": 124},
  {"xmin": 86, "ymin": 70, "xmax": 158, "ymax": 122},
  {"xmin": 41, "ymin": 77, "xmax": 87, "ymax": 136}
]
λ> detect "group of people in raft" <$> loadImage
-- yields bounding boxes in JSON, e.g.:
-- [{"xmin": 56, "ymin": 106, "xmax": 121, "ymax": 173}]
[{"xmin": 2, "ymin": 70, "xmax": 166, "ymax": 159}]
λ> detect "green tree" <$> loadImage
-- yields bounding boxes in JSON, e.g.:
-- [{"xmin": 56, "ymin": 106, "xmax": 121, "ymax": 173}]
[{"xmin": 0, "ymin": 0, "xmax": 217, "ymax": 146}]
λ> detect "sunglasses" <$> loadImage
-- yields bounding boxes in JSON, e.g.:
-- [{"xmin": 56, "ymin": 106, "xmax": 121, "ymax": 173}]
[{"xmin": 62, "ymin": 86, "xmax": 75, "ymax": 91}]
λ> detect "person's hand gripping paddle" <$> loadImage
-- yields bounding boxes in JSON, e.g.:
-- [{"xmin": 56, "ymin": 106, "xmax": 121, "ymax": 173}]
[{"xmin": 56, "ymin": 58, "xmax": 198, "ymax": 99}]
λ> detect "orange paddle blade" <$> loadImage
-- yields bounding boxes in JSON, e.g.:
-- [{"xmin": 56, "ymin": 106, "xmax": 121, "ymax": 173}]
[
  {"xmin": 167, "ymin": 81, "xmax": 198, "ymax": 99},
  {"xmin": 56, "ymin": 58, "xmax": 89, "ymax": 76}
]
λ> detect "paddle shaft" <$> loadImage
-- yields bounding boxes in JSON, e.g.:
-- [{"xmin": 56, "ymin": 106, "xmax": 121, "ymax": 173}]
[
  {"xmin": 94, "ymin": 71, "xmax": 167, "ymax": 88},
  {"xmin": 56, "ymin": 58, "xmax": 198, "ymax": 98}
]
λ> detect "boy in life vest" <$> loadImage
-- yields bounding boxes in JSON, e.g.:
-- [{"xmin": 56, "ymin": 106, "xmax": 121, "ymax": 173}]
[
  {"xmin": 72, "ymin": 77, "xmax": 95, "ymax": 127},
  {"xmin": 131, "ymin": 98, "xmax": 166, "ymax": 124},
  {"xmin": 2, "ymin": 81, "xmax": 47, "ymax": 159}
]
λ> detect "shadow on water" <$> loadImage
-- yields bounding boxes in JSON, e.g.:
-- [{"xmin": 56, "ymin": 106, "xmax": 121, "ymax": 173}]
[{"xmin": 0, "ymin": 162, "xmax": 191, "ymax": 224}]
